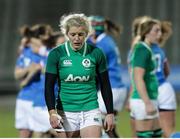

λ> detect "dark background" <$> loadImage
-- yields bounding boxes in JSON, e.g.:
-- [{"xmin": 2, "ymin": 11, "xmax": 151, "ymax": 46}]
[{"xmin": 0, "ymin": 0, "xmax": 180, "ymax": 95}]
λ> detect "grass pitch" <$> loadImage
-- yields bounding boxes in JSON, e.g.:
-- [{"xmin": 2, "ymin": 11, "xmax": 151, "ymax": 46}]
[{"xmin": 0, "ymin": 95, "xmax": 179, "ymax": 137}]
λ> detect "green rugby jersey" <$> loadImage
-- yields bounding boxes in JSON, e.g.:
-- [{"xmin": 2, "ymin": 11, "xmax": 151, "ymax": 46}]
[
  {"xmin": 46, "ymin": 41, "xmax": 107, "ymax": 111},
  {"xmin": 130, "ymin": 42, "xmax": 158, "ymax": 100}
]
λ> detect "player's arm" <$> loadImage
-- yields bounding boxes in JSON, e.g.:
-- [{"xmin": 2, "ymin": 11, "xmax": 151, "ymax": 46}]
[
  {"xmin": 164, "ymin": 59, "xmax": 170, "ymax": 78},
  {"xmin": 45, "ymin": 48, "xmax": 63, "ymax": 128},
  {"xmin": 134, "ymin": 67, "xmax": 150, "ymax": 103},
  {"xmin": 45, "ymin": 72, "xmax": 57, "ymax": 111},
  {"xmin": 95, "ymin": 47, "xmax": 114, "ymax": 131},
  {"xmin": 96, "ymin": 48, "xmax": 113, "ymax": 114},
  {"xmin": 45, "ymin": 72, "xmax": 63, "ymax": 128},
  {"xmin": 133, "ymin": 46, "xmax": 156, "ymax": 115},
  {"xmin": 98, "ymin": 70, "xmax": 113, "ymax": 114},
  {"xmin": 134, "ymin": 67, "xmax": 156, "ymax": 115},
  {"xmin": 19, "ymin": 63, "xmax": 42, "ymax": 87},
  {"xmin": 14, "ymin": 66, "xmax": 29, "ymax": 80},
  {"xmin": 98, "ymin": 70, "xmax": 114, "ymax": 132}
]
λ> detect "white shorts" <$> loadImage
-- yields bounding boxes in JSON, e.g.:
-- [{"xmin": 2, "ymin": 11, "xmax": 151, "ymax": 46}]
[
  {"xmin": 158, "ymin": 82, "xmax": 177, "ymax": 110},
  {"xmin": 98, "ymin": 87, "xmax": 128, "ymax": 113},
  {"xmin": 31, "ymin": 106, "xmax": 52, "ymax": 132},
  {"xmin": 15, "ymin": 99, "xmax": 34, "ymax": 130},
  {"xmin": 55, "ymin": 108, "xmax": 102, "ymax": 132},
  {"xmin": 130, "ymin": 99, "xmax": 159, "ymax": 120}
]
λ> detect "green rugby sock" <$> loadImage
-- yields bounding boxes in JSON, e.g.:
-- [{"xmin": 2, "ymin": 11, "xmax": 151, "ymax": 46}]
[
  {"xmin": 153, "ymin": 128, "xmax": 163, "ymax": 137},
  {"xmin": 136, "ymin": 130, "xmax": 153, "ymax": 138}
]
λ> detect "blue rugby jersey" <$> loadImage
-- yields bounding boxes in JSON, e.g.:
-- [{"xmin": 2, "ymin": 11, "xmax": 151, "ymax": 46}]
[
  {"xmin": 151, "ymin": 43, "xmax": 167, "ymax": 85},
  {"xmin": 33, "ymin": 49, "xmax": 59, "ymax": 107},
  {"xmin": 16, "ymin": 46, "xmax": 41, "ymax": 101},
  {"xmin": 95, "ymin": 33, "xmax": 125, "ymax": 88}
]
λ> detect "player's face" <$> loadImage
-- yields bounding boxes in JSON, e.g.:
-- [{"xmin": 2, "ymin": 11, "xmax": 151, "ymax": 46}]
[
  {"xmin": 67, "ymin": 26, "xmax": 87, "ymax": 50},
  {"xmin": 147, "ymin": 24, "xmax": 162, "ymax": 44}
]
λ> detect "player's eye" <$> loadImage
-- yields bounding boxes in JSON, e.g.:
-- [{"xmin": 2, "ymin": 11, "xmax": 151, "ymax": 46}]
[
  {"xmin": 155, "ymin": 28, "xmax": 161, "ymax": 33},
  {"xmin": 70, "ymin": 33, "xmax": 76, "ymax": 36},
  {"xmin": 78, "ymin": 33, "xmax": 86, "ymax": 36}
]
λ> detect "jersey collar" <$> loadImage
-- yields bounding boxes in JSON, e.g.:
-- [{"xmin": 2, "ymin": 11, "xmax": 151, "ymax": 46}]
[
  {"xmin": 65, "ymin": 41, "xmax": 87, "ymax": 57},
  {"xmin": 140, "ymin": 41, "xmax": 152, "ymax": 52}
]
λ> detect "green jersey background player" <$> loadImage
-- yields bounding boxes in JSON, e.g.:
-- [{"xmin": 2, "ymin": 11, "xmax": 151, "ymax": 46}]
[
  {"xmin": 130, "ymin": 42, "xmax": 158, "ymax": 100},
  {"xmin": 45, "ymin": 13, "xmax": 114, "ymax": 138},
  {"xmin": 129, "ymin": 19, "xmax": 162, "ymax": 138}
]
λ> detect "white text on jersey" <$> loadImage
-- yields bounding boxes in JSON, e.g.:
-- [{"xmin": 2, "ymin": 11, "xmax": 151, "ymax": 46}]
[{"xmin": 65, "ymin": 74, "xmax": 90, "ymax": 82}]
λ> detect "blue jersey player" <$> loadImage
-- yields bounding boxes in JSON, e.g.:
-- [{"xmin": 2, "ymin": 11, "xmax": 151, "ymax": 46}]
[
  {"xmin": 151, "ymin": 43, "xmax": 177, "ymax": 137},
  {"xmin": 88, "ymin": 15, "xmax": 128, "ymax": 138},
  {"xmin": 14, "ymin": 44, "xmax": 42, "ymax": 137}
]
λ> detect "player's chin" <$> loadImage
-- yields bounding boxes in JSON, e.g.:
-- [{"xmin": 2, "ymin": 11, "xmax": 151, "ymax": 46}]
[{"xmin": 74, "ymin": 44, "xmax": 82, "ymax": 49}]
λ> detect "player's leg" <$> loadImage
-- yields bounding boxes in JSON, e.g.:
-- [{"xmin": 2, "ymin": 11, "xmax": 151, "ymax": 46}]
[
  {"xmin": 80, "ymin": 108, "xmax": 102, "ymax": 138},
  {"xmin": 159, "ymin": 110, "xmax": 176, "ymax": 137},
  {"xmin": 19, "ymin": 129, "xmax": 33, "ymax": 138},
  {"xmin": 136, "ymin": 118, "xmax": 161, "ymax": 138},
  {"xmin": 55, "ymin": 110, "xmax": 81, "ymax": 137},
  {"xmin": 158, "ymin": 82, "xmax": 177, "ymax": 137},
  {"xmin": 130, "ymin": 99, "xmax": 162, "ymax": 138},
  {"xmin": 56, "ymin": 130, "xmax": 80, "ymax": 138},
  {"xmin": 80, "ymin": 125, "xmax": 102, "ymax": 137}
]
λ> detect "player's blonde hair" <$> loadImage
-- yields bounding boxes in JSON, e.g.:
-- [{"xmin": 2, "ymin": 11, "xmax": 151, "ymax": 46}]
[
  {"xmin": 59, "ymin": 13, "xmax": 92, "ymax": 39},
  {"xmin": 131, "ymin": 16, "xmax": 152, "ymax": 47},
  {"xmin": 159, "ymin": 21, "xmax": 172, "ymax": 47}
]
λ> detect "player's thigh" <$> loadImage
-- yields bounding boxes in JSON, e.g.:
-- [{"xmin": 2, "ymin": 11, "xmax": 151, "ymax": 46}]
[
  {"xmin": 159, "ymin": 111, "xmax": 176, "ymax": 137},
  {"xmin": 130, "ymin": 99, "xmax": 160, "ymax": 130},
  {"xmin": 55, "ymin": 110, "xmax": 80, "ymax": 132},
  {"xmin": 80, "ymin": 109, "xmax": 102, "ymax": 137},
  {"xmin": 159, "ymin": 111, "xmax": 176, "ymax": 127},
  {"xmin": 56, "ymin": 131, "xmax": 80, "ymax": 138},
  {"xmin": 80, "ymin": 125, "xmax": 101, "ymax": 138}
]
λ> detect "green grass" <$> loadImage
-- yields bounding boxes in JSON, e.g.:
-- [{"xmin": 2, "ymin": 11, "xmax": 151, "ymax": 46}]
[
  {"xmin": 0, "ymin": 107, "xmax": 18, "ymax": 137},
  {"xmin": 0, "ymin": 104, "xmax": 179, "ymax": 137}
]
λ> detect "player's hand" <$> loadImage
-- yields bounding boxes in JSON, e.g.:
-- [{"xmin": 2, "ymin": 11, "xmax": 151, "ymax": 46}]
[
  {"xmin": 49, "ymin": 113, "xmax": 64, "ymax": 129},
  {"xmin": 28, "ymin": 63, "xmax": 42, "ymax": 74},
  {"xmin": 125, "ymin": 100, "xmax": 131, "ymax": 112},
  {"xmin": 104, "ymin": 113, "xmax": 114, "ymax": 132},
  {"xmin": 20, "ymin": 78, "xmax": 29, "ymax": 88},
  {"xmin": 145, "ymin": 102, "xmax": 157, "ymax": 115}
]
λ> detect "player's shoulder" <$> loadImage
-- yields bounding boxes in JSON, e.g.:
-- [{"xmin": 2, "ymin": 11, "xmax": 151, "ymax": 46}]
[
  {"xmin": 134, "ymin": 42, "xmax": 149, "ymax": 52},
  {"xmin": 86, "ymin": 42, "xmax": 104, "ymax": 55},
  {"xmin": 49, "ymin": 43, "xmax": 66, "ymax": 55}
]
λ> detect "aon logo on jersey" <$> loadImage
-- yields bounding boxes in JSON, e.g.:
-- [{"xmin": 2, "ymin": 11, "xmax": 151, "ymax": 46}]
[{"xmin": 65, "ymin": 74, "xmax": 90, "ymax": 82}]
